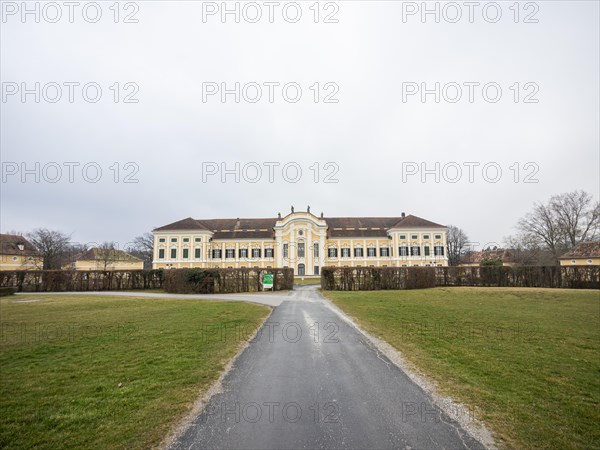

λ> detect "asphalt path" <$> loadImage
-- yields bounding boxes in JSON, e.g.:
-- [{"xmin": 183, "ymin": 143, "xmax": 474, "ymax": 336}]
[{"xmin": 169, "ymin": 285, "xmax": 486, "ymax": 450}]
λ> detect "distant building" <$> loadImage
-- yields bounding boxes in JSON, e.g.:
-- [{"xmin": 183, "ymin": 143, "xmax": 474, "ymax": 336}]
[
  {"xmin": 559, "ymin": 242, "xmax": 600, "ymax": 266},
  {"xmin": 63, "ymin": 247, "xmax": 143, "ymax": 271},
  {"xmin": 152, "ymin": 208, "xmax": 449, "ymax": 275},
  {"xmin": 0, "ymin": 234, "xmax": 43, "ymax": 270},
  {"xmin": 459, "ymin": 249, "xmax": 517, "ymax": 267}
]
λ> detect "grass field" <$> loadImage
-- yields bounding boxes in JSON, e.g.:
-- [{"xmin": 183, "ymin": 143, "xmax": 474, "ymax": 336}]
[
  {"xmin": 0, "ymin": 294, "xmax": 269, "ymax": 450},
  {"xmin": 325, "ymin": 287, "xmax": 600, "ymax": 450},
  {"xmin": 294, "ymin": 277, "xmax": 321, "ymax": 286}
]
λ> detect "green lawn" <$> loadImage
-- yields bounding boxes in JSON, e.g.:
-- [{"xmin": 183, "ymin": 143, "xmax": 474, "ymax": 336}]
[
  {"xmin": 324, "ymin": 287, "xmax": 600, "ymax": 450},
  {"xmin": 294, "ymin": 277, "xmax": 321, "ymax": 286},
  {"xmin": 0, "ymin": 294, "xmax": 269, "ymax": 450}
]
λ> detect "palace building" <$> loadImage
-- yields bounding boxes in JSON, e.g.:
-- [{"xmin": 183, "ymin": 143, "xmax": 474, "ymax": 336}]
[{"xmin": 152, "ymin": 207, "xmax": 449, "ymax": 275}]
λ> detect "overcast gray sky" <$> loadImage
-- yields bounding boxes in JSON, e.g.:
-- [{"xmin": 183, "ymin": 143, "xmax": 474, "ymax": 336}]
[{"xmin": 1, "ymin": 0, "xmax": 598, "ymax": 250}]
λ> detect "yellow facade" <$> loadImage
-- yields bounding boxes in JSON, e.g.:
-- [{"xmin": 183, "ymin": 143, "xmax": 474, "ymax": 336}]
[
  {"xmin": 153, "ymin": 211, "xmax": 449, "ymax": 275},
  {"xmin": 64, "ymin": 260, "xmax": 144, "ymax": 271},
  {"xmin": 559, "ymin": 258, "xmax": 600, "ymax": 266},
  {"xmin": 558, "ymin": 242, "xmax": 600, "ymax": 266},
  {"xmin": 0, "ymin": 234, "xmax": 43, "ymax": 271},
  {"xmin": 62, "ymin": 247, "xmax": 144, "ymax": 271},
  {"xmin": 0, "ymin": 254, "xmax": 43, "ymax": 271}
]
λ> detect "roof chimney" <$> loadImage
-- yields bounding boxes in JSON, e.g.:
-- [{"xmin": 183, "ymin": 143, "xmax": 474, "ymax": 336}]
[
  {"xmin": 320, "ymin": 212, "xmax": 324, "ymax": 219},
  {"xmin": 278, "ymin": 212, "xmax": 281, "ymax": 219},
  {"xmin": 401, "ymin": 212, "xmax": 406, "ymax": 218},
  {"xmin": 236, "ymin": 218, "xmax": 240, "ymax": 228}
]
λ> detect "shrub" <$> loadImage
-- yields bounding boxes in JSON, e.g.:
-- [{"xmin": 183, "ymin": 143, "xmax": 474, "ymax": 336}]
[
  {"xmin": 164, "ymin": 268, "xmax": 293, "ymax": 294},
  {"xmin": 0, "ymin": 287, "xmax": 17, "ymax": 296}
]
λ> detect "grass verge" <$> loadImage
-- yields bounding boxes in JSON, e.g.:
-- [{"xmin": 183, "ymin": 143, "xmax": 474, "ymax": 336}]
[
  {"xmin": 294, "ymin": 277, "xmax": 321, "ymax": 286},
  {"xmin": 324, "ymin": 287, "xmax": 600, "ymax": 450},
  {"xmin": 0, "ymin": 294, "xmax": 269, "ymax": 450}
]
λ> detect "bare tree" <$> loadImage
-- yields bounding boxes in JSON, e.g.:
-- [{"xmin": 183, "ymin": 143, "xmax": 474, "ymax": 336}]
[
  {"xmin": 550, "ymin": 190, "xmax": 599, "ymax": 247},
  {"xmin": 503, "ymin": 233, "xmax": 550, "ymax": 265},
  {"xmin": 97, "ymin": 241, "xmax": 118, "ymax": 270},
  {"xmin": 517, "ymin": 202, "xmax": 565, "ymax": 261},
  {"xmin": 446, "ymin": 225, "xmax": 469, "ymax": 266},
  {"xmin": 127, "ymin": 232, "xmax": 154, "ymax": 269},
  {"xmin": 27, "ymin": 228, "xmax": 71, "ymax": 270},
  {"xmin": 517, "ymin": 190, "xmax": 599, "ymax": 262}
]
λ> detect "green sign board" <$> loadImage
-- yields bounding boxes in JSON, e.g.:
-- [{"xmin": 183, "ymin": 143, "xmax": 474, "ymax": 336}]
[{"xmin": 263, "ymin": 273, "xmax": 274, "ymax": 289}]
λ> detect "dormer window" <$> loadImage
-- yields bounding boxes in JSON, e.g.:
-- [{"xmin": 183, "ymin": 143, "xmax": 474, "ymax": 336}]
[{"xmin": 17, "ymin": 244, "xmax": 25, "ymax": 251}]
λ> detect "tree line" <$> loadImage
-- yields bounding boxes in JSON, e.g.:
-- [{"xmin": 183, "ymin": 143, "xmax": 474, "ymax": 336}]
[
  {"xmin": 447, "ymin": 190, "xmax": 598, "ymax": 266},
  {"xmin": 8, "ymin": 190, "xmax": 598, "ymax": 270},
  {"xmin": 10, "ymin": 230, "xmax": 154, "ymax": 270}
]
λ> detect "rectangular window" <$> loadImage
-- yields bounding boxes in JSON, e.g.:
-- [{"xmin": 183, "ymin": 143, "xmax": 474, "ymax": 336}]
[
  {"xmin": 194, "ymin": 248, "xmax": 201, "ymax": 259},
  {"xmin": 341, "ymin": 248, "xmax": 351, "ymax": 258},
  {"xmin": 183, "ymin": 238, "xmax": 189, "ymax": 243},
  {"xmin": 328, "ymin": 247, "xmax": 338, "ymax": 258},
  {"xmin": 367, "ymin": 247, "xmax": 376, "ymax": 257},
  {"xmin": 159, "ymin": 238, "xmax": 165, "ymax": 243},
  {"xmin": 423, "ymin": 235, "xmax": 430, "ymax": 240},
  {"xmin": 313, "ymin": 242, "xmax": 319, "ymax": 257},
  {"xmin": 435, "ymin": 234, "xmax": 442, "ymax": 240},
  {"xmin": 380, "ymin": 247, "xmax": 390, "ymax": 257},
  {"xmin": 226, "ymin": 249, "xmax": 235, "ymax": 259},
  {"xmin": 399, "ymin": 234, "xmax": 406, "ymax": 240},
  {"xmin": 195, "ymin": 237, "xmax": 202, "ymax": 242},
  {"xmin": 183, "ymin": 248, "xmax": 189, "ymax": 259},
  {"xmin": 314, "ymin": 266, "xmax": 319, "ymax": 275},
  {"xmin": 411, "ymin": 234, "xmax": 418, "ymax": 240},
  {"xmin": 170, "ymin": 248, "xmax": 177, "ymax": 259},
  {"xmin": 434, "ymin": 246, "xmax": 445, "ymax": 256},
  {"xmin": 252, "ymin": 248, "xmax": 261, "ymax": 258},
  {"xmin": 283, "ymin": 244, "xmax": 289, "ymax": 258},
  {"xmin": 399, "ymin": 246, "xmax": 409, "ymax": 257},
  {"xmin": 212, "ymin": 249, "xmax": 222, "ymax": 259},
  {"xmin": 297, "ymin": 243, "xmax": 305, "ymax": 258},
  {"xmin": 239, "ymin": 248, "xmax": 249, "ymax": 258},
  {"xmin": 265, "ymin": 248, "xmax": 274, "ymax": 258},
  {"xmin": 158, "ymin": 249, "xmax": 165, "ymax": 259},
  {"xmin": 424, "ymin": 246, "xmax": 430, "ymax": 256},
  {"xmin": 354, "ymin": 247, "xmax": 364, "ymax": 257},
  {"xmin": 411, "ymin": 246, "xmax": 420, "ymax": 256},
  {"xmin": 171, "ymin": 238, "xmax": 178, "ymax": 243}
]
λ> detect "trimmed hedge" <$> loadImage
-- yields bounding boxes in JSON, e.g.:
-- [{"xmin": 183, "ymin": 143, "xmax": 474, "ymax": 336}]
[
  {"xmin": 163, "ymin": 268, "xmax": 294, "ymax": 294},
  {"xmin": 0, "ymin": 287, "xmax": 17, "ymax": 296},
  {"xmin": 0, "ymin": 270, "xmax": 164, "ymax": 292},
  {"xmin": 321, "ymin": 267, "xmax": 437, "ymax": 291},
  {"xmin": 321, "ymin": 266, "xmax": 600, "ymax": 291}
]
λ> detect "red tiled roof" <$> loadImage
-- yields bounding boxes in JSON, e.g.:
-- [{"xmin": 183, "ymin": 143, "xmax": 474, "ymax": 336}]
[
  {"xmin": 461, "ymin": 249, "xmax": 515, "ymax": 264},
  {"xmin": 0, "ymin": 234, "xmax": 39, "ymax": 256},
  {"xmin": 391, "ymin": 215, "xmax": 446, "ymax": 229},
  {"xmin": 153, "ymin": 217, "xmax": 209, "ymax": 232},
  {"xmin": 154, "ymin": 214, "xmax": 446, "ymax": 239},
  {"xmin": 560, "ymin": 241, "xmax": 600, "ymax": 259}
]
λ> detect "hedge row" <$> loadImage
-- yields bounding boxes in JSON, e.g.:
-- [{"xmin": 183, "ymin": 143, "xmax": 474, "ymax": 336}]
[
  {"xmin": 321, "ymin": 266, "xmax": 600, "ymax": 290},
  {"xmin": 0, "ymin": 270, "xmax": 164, "ymax": 292},
  {"xmin": 163, "ymin": 268, "xmax": 294, "ymax": 294},
  {"xmin": 321, "ymin": 267, "xmax": 437, "ymax": 291}
]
